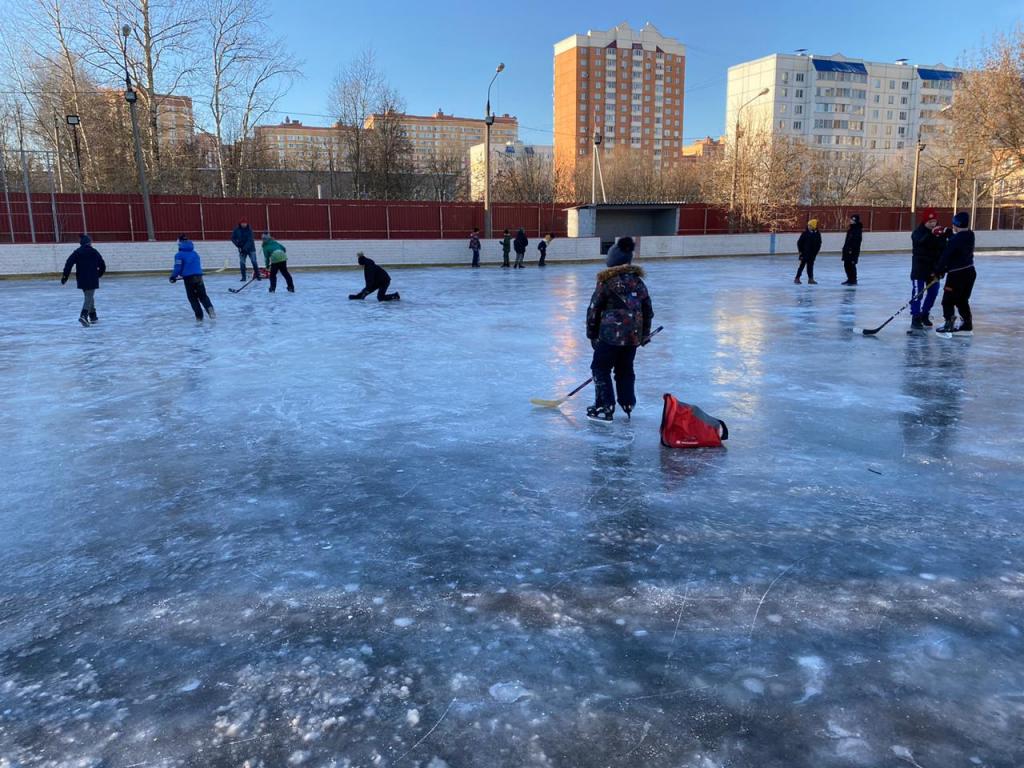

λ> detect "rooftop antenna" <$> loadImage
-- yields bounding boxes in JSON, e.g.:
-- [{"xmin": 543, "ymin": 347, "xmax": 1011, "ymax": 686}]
[{"xmin": 795, "ymin": 48, "xmax": 808, "ymax": 56}]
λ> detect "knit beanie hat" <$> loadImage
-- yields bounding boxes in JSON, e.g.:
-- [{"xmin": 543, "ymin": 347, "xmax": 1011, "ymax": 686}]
[
  {"xmin": 952, "ymin": 212, "xmax": 970, "ymax": 228},
  {"xmin": 79, "ymin": 234, "xmax": 91, "ymax": 246},
  {"xmin": 850, "ymin": 214, "xmax": 861, "ymax": 224},
  {"xmin": 920, "ymin": 208, "xmax": 938, "ymax": 223},
  {"xmin": 605, "ymin": 237, "xmax": 635, "ymax": 268},
  {"xmin": 807, "ymin": 219, "xmax": 818, "ymax": 230}
]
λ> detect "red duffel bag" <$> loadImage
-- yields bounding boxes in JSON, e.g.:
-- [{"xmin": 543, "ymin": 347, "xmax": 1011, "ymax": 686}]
[{"xmin": 660, "ymin": 393, "xmax": 728, "ymax": 448}]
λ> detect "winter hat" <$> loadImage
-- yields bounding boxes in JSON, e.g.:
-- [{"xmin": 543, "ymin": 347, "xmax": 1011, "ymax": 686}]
[
  {"xmin": 262, "ymin": 231, "xmax": 271, "ymax": 240},
  {"xmin": 240, "ymin": 219, "xmax": 248, "ymax": 226},
  {"xmin": 79, "ymin": 234, "xmax": 91, "ymax": 246},
  {"xmin": 850, "ymin": 214, "xmax": 861, "ymax": 224},
  {"xmin": 920, "ymin": 208, "xmax": 938, "ymax": 224},
  {"xmin": 807, "ymin": 219, "xmax": 818, "ymax": 230},
  {"xmin": 952, "ymin": 212, "xmax": 970, "ymax": 228},
  {"xmin": 178, "ymin": 234, "xmax": 189, "ymax": 242},
  {"xmin": 605, "ymin": 237, "xmax": 635, "ymax": 268}
]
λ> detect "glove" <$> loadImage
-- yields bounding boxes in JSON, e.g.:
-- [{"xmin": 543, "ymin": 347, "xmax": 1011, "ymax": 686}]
[
  {"xmin": 169, "ymin": 276, "xmax": 177, "ymax": 283},
  {"xmin": 60, "ymin": 276, "xmax": 68, "ymax": 285}
]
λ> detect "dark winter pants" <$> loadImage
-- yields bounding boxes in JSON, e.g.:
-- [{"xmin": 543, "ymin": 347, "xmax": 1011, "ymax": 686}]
[
  {"xmin": 238, "ymin": 249, "xmax": 259, "ymax": 280},
  {"xmin": 538, "ymin": 248, "xmax": 546, "ymax": 266},
  {"xmin": 183, "ymin": 275, "xmax": 213, "ymax": 319},
  {"xmin": 843, "ymin": 260, "xmax": 858, "ymax": 284},
  {"xmin": 514, "ymin": 249, "xmax": 525, "ymax": 268},
  {"xmin": 942, "ymin": 267, "xmax": 976, "ymax": 329},
  {"xmin": 591, "ymin": 342, "xmax": 637, "ymax": 410},
  {"xmin": 910, "ymin": 279, "xmax": 940, "ymax": 318},
  {"xmin": 352, "ymin": 278, "xmax": 399, "ymax": 302},
  {"xmin": 796, "ymin": 256, "xmax": 815, "ymax": 281},
  {"xmin": 269, "ymin": 261, "xmax": 294, "ymax": 292},
  {"xmin": 471, "ymin": 247, "xmax": 480, "ymax": 267},
  {"xmin": 502, "ymin": 249, "xmax": 510, "ymax": 267}
]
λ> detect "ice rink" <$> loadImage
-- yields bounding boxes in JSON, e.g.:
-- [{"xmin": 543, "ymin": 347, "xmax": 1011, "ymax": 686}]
[{"xmin": 2, "ymin": 252, "xmax": 1023, "ymax": 767}]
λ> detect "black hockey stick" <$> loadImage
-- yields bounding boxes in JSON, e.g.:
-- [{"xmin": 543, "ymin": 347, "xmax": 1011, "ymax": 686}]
[
  {"xmin": 853, "ymin": 279, "xmax": 938, "ymax": 336},
  {"xmin": 531, "ymin": 326, "xmax": 663, "ymax": 407},
  {"xmin": 229, "ymin": 275, "xmax": 258, "ymax": 293}
]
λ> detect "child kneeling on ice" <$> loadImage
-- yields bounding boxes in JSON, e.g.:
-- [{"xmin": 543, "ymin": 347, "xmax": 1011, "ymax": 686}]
[
  {"xmin": 349, "ymin": 252, "xmax": 400, "ymax": 301},
  {"xmin": 585, "ymin": 237, "xmax": 654, "ymax": 422}
]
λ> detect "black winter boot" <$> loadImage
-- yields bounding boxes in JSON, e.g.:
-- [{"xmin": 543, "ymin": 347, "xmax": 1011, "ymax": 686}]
[
  {"xmin": 922, "ymin": 315, "xmax": 934, "ymax": 327},
  {"xmin": 78, "ymin": 310, "xmax": 91, "ymax": 327},
  {"xmin": 910, "ymin": 314, "xmax": 924, "ymax": 331}
]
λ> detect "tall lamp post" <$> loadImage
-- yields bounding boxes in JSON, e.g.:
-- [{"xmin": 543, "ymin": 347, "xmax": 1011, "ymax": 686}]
[
  {"xmin": 910, "ymin": 125, "xmax": 926, "ymax": 215},
  {"xmin": 483, "ymin": 62, "xmax": 504, "ymax": 239},
  {"xmin": 121, "ymin": 23, "xmax": 155, "ymax": 241},
  {"xmin": 66, "ymin": 115, "xmax": 88, "ymax": 234},
  {"xmin": 729, "ymin": 88, "xmax": 770, "ymax": 220}
]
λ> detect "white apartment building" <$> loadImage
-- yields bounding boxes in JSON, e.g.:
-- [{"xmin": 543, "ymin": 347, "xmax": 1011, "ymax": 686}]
[
  {"xmin": 726, "ymin": 53, "xmax": 960, "ymax": 165},
  {"xmin": 468, "ymin": 141, "xmax": 554, "ymax": 200}
]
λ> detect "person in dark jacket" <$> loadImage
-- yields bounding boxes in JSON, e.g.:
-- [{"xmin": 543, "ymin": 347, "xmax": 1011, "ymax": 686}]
[
  {"xmin": 908, "ymin": 208, "xmax": 946, "ymax": 330},
  {"xmin": 499, "ymin": 229, "xmax": 511, "ymax": 268},
  {"xmin": 841, "ymin": 214, "xmax": 863, "ymax": 285},
  {"xmin": 349, "ymin": 252, "xmax": 400, "ymax": 301},
  {"xmin": 935, "ymin": 212, "xmax": 976, "ymax": 335},
  {"xmin": 794, "ymin": 219, "xmax": 822, "ymax": 284},
  {"xmin": 469, "ymin": 228, "xmax": 481, "ymax": 268},
  {"xmin": 230, "ymin": 220, "xmax": 260, "ymax": 282},
  {"xmin": 170, "ymin": 235, "xmax": 215, "ymax": 321},
  {"xmin": 538, "ymin": 234, "xmax": 552, "ymax": 267},
  {"xmin": 585, "ymin": 237, "xmax": 654, "ymax": 423},
  {"xmin": 61, "ymin": 234, "xmax": 107, "ymax": 326},
  {"xmin": 513, "ymin": 228, "xmax": 528, "ymax": 268}
]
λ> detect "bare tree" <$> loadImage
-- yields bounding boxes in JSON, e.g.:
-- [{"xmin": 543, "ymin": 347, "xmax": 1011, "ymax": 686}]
[
  {"xmin": 363, "ymin": 86, "xmax": 414, "ymax": 200},
  {"xmin": 422, "ymin": 140, "xmax": 466, "ymax": 201},
  {"xmin": 492, "ymin": 149, "xmax": 557, "ymax": 202},
  {"xmin": 329, "ymin": 49, "xmax": 383, "ymax": 198}
]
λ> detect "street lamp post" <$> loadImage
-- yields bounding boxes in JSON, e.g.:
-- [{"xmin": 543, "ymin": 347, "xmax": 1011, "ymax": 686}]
[
  {"xmin": 729, "ymin": 88, "xmax": 770, "ymax": 223},
  {"xmin": 910, "ymin": 126, "xmax": 926, "ymax": 215},
  {"xmin": 483, "ymin": 62, "xmax": 504, "ymax": 239},
  {"xmin": 953, "ymin": 157, "xmax": 964, "ymax": 212},
  {"xmin": 121, "ymin": 24, "xmax": 155, "ymax": 241},
  {"xmin": 66, "ymin": 115, "xmax": 88, "ymax": 234}
]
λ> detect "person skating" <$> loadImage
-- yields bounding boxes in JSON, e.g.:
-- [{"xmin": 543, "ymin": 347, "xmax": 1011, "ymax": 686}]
[
  {"xmin": 841, "ymin": 214, "xmax": 863, "ymax": 285},
  {"xmin": 794, "ymin": 219, "xmax": 822, "ymax": 284},
  {"xmin": 499, "ymin": 229, "xmax": 511, "ymax": 268},
  {"xmin": 538, "ymin": 233, "xmax": 552, "ymax": 267},
  {"xmin": 170, "ymin": 235, "xmax": 215, "ymax": 321},
  {"xmin": 935, "ymin": 212, "xmax": 976, "ymax": 336},
  {"xmin": 60, "ymin": 234, "xmax": 107, "ymax": 326},
  {"xmin": 585, "ymin": 237, "xmax": 654, "ymax": 423},
  {"xmin": 513, "ymin": 227, "xmax": 528, "ymax": 268},
  {"xmin": 261, "ymin": 232, "xmax": 294, "ymax": 293},
  {"xmin": 230, "ymin": 219, "xmax": 261, "ymax": 282},
  {"xmin": 469, "ymin": 227, "xmax": 481, "ymax": 268},
  {"xmin": 349, "ymin": 252, "xmax": 400, "ymax": 301},
  {"xmin": 909, "ymin": 208, "xmax": 946, "ymax": 330}
]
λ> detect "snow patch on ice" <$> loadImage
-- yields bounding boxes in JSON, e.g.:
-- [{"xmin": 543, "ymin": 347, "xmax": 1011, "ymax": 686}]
[
  {"xmin": 489, "ymin": 681, "xmax": 532, "ymax": 703},
  {"xmin": 178, "ymin": 678, "xmax": 201, "ymax": 693},
  {"xmin": 393, "ymin": 617, "xmax": 414, "ymax": 628},
  {"xmin": 406, "ymin": 708, "xmax": 420, "ymax": 726}
]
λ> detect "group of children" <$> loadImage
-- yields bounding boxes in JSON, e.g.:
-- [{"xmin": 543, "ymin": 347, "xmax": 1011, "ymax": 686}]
[
  {"xmin": 793, "ymin": 213, "xmax": 863, "ymax": 285},
  {"xmin": 61, "ymin": 222, "xmax": 400, "ymax": 324},
  {"xmin": 469, "ymin": 228, "xmax": 552, "ymax": 268}
]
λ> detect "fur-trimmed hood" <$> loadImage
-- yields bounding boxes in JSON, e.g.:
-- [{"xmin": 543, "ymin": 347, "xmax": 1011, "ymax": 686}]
[{"xmin": 597, "ymin": 264, "xmax": 645, "ymax": 283}]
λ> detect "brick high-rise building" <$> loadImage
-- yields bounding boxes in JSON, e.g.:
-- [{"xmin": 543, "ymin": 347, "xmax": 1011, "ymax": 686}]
[
  {"xmin": 553, "ymin": 22, "xmax": 686, "ymax": 174},
  {"xmin": 365, "ymin": 110, "xmax": 517, "ymax": 170}
]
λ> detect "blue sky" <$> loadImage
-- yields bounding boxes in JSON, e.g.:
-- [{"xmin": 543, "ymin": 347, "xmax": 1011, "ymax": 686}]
[{"xmin": 265, "ymin": 0, "xmax": 1018, "ymax": 144}]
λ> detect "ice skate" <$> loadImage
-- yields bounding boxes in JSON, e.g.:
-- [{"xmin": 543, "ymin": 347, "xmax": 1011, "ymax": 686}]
[
  {"xmin": 922, "ymin": 315, "xmax": 934, "ymax": 327},
  {"xmin": 78, "ymin": 311, "xmax": 90, "ymax": 327},
  {"xmin": 88, "ymin": 311, "xmax": 98, "ymax": 324},
  {"xmin": 808, "ymin": 279, "xmax": 818, "ymax": 284},
  {"xmin": 910, "ymin": 314, "xmax": 925, "ymax": 331},
  {"xmin": 206, "ymin": 306, "xmax": 216, "ymax": 319},
  {"xmin": 586, "ymin": 404, "xmax": 614, "ymax": 423},
  {"xmin": 793, "ymin": 277, "xmax": 801, "ymax": 284}
]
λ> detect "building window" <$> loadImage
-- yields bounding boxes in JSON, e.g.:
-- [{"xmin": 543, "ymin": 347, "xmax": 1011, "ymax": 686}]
[
  {"xmin": 795, "ymin": 72, "xmax": 804, "ymax": 82},
  {"xmin": 782, "ymin": 71, "xmax": 790, "ymax": 83},
  {"xmin": 901, "ymin": 80, "xmax": 910, "ymax": 90},
  {"xmin": 794, "ymin": 105, "xmax": 803, "ymax": 114},
  {"xmin": 901, "ymin": 96, "xmax": 908, "ymax": 106},
  {"xmin": 781, "ymin": 87, "xmax": 788, "ymax": 97},
  {"xmin": 793, "ymin": 120, "xmax": 802, "ymax": 130},
  {"xmin": 795, "ymin": 88, "xmax": 804, "ymax": 98},
  {"xmin": 899, "ymin": 111, "xmax": 907, "ymax": 121}
]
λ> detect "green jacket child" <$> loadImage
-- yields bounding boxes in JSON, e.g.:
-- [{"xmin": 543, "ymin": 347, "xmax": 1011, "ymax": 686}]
[
  {"xmin": 499, "ymin": 230, "xmax": 511, "ymax": 268},
  {"xmin": 261, "ymin": 235, "xmax": 287, "ymax": 267}
]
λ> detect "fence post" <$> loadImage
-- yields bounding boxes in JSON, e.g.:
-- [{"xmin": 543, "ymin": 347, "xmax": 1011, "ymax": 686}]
[
  {"xmin": 0, "ymin": 153, "xmax": 13, "ymax": 242},
  {"xmin": 868, "ymin": 208, "xmax": 874, "ymax": 231},
  {"xmin": 20, "ymin": 146, "xmax": 35, "ymax": 243},
  {"xmin": 128, "ymin": 203, "xmax": 135, "ymax": 241},
  {"xmin": 265, "ymin": 204, "xmax": 270, "ymax": 235},
  {"xmin": 327, "ymin": 203, "xmax": 333, "ymax": 240},
  {"xmin": 703, "ymin": 206, "xmax": 708, "ymax": 235},
  {"xmin": 199, "ymin": 198, "xmax": 206, "ymax": 240},
  {"xmin": 47, "ymin": 152, "xmax": 60, "ymax": 243},
  {"xmin": 385, "ymin": 206, "xmax": 391, "ymax": 239},
  {"xmin": 537, "ymin": 206, "xmax": 541, "ymax": 237},
  {"xmin": 439, "ymin": 204, "xmax": 444, "ymax": 239}
]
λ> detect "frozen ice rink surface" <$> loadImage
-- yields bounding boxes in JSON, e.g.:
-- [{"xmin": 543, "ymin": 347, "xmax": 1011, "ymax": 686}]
[{"xmin": 2, "ymin": 252, "xmax": 1023, "ymax": 768}]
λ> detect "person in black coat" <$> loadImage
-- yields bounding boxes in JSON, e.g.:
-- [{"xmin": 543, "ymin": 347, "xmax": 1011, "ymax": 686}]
[
  {"xmin": 230, "ymin": 220, "xmax": 261, "ymax": 282},
  {"xmin": 908, "ymin": 208, "xmax": 946, "ymax": 329},
  {"xmin": 61, "ymin": 234, "xmax": 107, "ymax": 326},
  {"xmin": 513, "ymin": 228, "xmax": 529, "ymax": 268},
  {"xmin": 935, "ymin": 212, "xmax": 976, "ymax": 335},
  {"xmin": 794, "ymin": 219, "xmax": 822, "ymax": 284},
  {"xmin": 349, "ymin": 252, "xmax": 400, "ymax": 301},
  {"xmin": 841, "ymin": 214, "xmax": 863, "ymax": 285}
]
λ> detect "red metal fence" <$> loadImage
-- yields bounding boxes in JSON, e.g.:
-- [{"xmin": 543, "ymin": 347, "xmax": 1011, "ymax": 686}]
[{"xmin": 0, "ymin": 193, "xmax": 1020, "ymax": 244}]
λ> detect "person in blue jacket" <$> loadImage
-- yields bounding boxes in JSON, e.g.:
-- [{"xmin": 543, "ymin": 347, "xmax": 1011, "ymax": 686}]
[
  {"xmin": 230, "ymin": 219, "xmax": 260, "ymax": 282},
  {"xmin": 935, "ymin": 212, "xmax": 976, "ymax": 335},
  {"xmin": 170, "ymin": 235, "xmax": 216, "ymax": 321},
  {"xmin": 61, "ymin": 234, "xmax": 106, "ymax": 326}
]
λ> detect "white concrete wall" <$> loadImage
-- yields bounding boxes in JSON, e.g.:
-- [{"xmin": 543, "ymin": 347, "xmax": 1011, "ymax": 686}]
[{"xmin": 2, "ymin": 231, "xmax": 1021, "ymax": 277}]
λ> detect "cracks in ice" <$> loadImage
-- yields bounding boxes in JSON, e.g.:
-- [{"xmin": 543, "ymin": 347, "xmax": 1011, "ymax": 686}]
[
  {"xmin": 392, "ymin": 696, "xmax": 456, "ymax": 763},
  {"xmin": 747, "ymin": 558, "xmax": 806, "ymax": 643}
]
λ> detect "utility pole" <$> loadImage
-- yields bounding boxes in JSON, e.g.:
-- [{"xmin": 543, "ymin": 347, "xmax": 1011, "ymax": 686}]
[
  {"xmin": 16, "ymin": 105, "xmax": 36, "ymax": 243},
  {"xmin": 483, "ymin": 62, "xmax": 504, "ymax": 239},
  {"xmin": 52, "ymin": 109, "xmax": 65, "ymax": 192},
  {"xmin": 66, "ymin": 115, "xmax": 87, "ymax": 233},
  {"xmin": 910, "ymin": 126, "xmax": 925, "ymax": 215},
  {"xmin": 953, "ymin": 158, "xmax": 964, "ymax": 212},
  {"xmin": 0, "ymin": 140, "xmax": 14, "ymax": 242},
  {"xmin": 122, "ymin": 24, "xmax": 155, "ymax": 241},
  {"xmin": 729, "ymin": 88, "xmax": 769, "ymax": 227}
]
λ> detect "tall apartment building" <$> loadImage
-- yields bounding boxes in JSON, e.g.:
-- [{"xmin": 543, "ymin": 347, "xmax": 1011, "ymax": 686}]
[
  {"xmin": 154, "ymin": 94, "xmax": 194, "ymax": 146},
  {"xmin": 365, "ymin": 110, "xmax": 518, "ymax": 170},
  {"xmin": 725, "ymin": 53, "xmax": 961, "ymax": 165},
  {"xmin": 553, "ymin": 22, "xmax": 686, "ymax": 173},
  {"xmin": 254, "ymin": 118, "xmax": 346, "ymax": 169}
]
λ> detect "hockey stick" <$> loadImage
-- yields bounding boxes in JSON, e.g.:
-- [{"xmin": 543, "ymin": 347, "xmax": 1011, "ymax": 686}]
[
  {"xmin": 531, "ymin": 326, "xmax": 663, "ymax": 408},
  {"xmin": 853, "ymin": 280, "xmax": 938, "ymax": 336},
  {"xmin": 229, "ymin": 275, "xmax": 257, "ymax": 293}
]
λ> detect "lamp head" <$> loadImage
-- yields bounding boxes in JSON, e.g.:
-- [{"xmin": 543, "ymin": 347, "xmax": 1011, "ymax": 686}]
[
  {"xmin": 758, "ymin": 88, "xmax": 770, "ymax": 96},
  {"xmin": 66, "ymin": 114, "xmax": 80, "ymax": 126},
  {"xmin": 496, "ymin": 63, "xmax": 505, "ymax": 73},
  {"xmin": 121, "ymin": 24, "xmax": 131, "ymax": 39}
]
